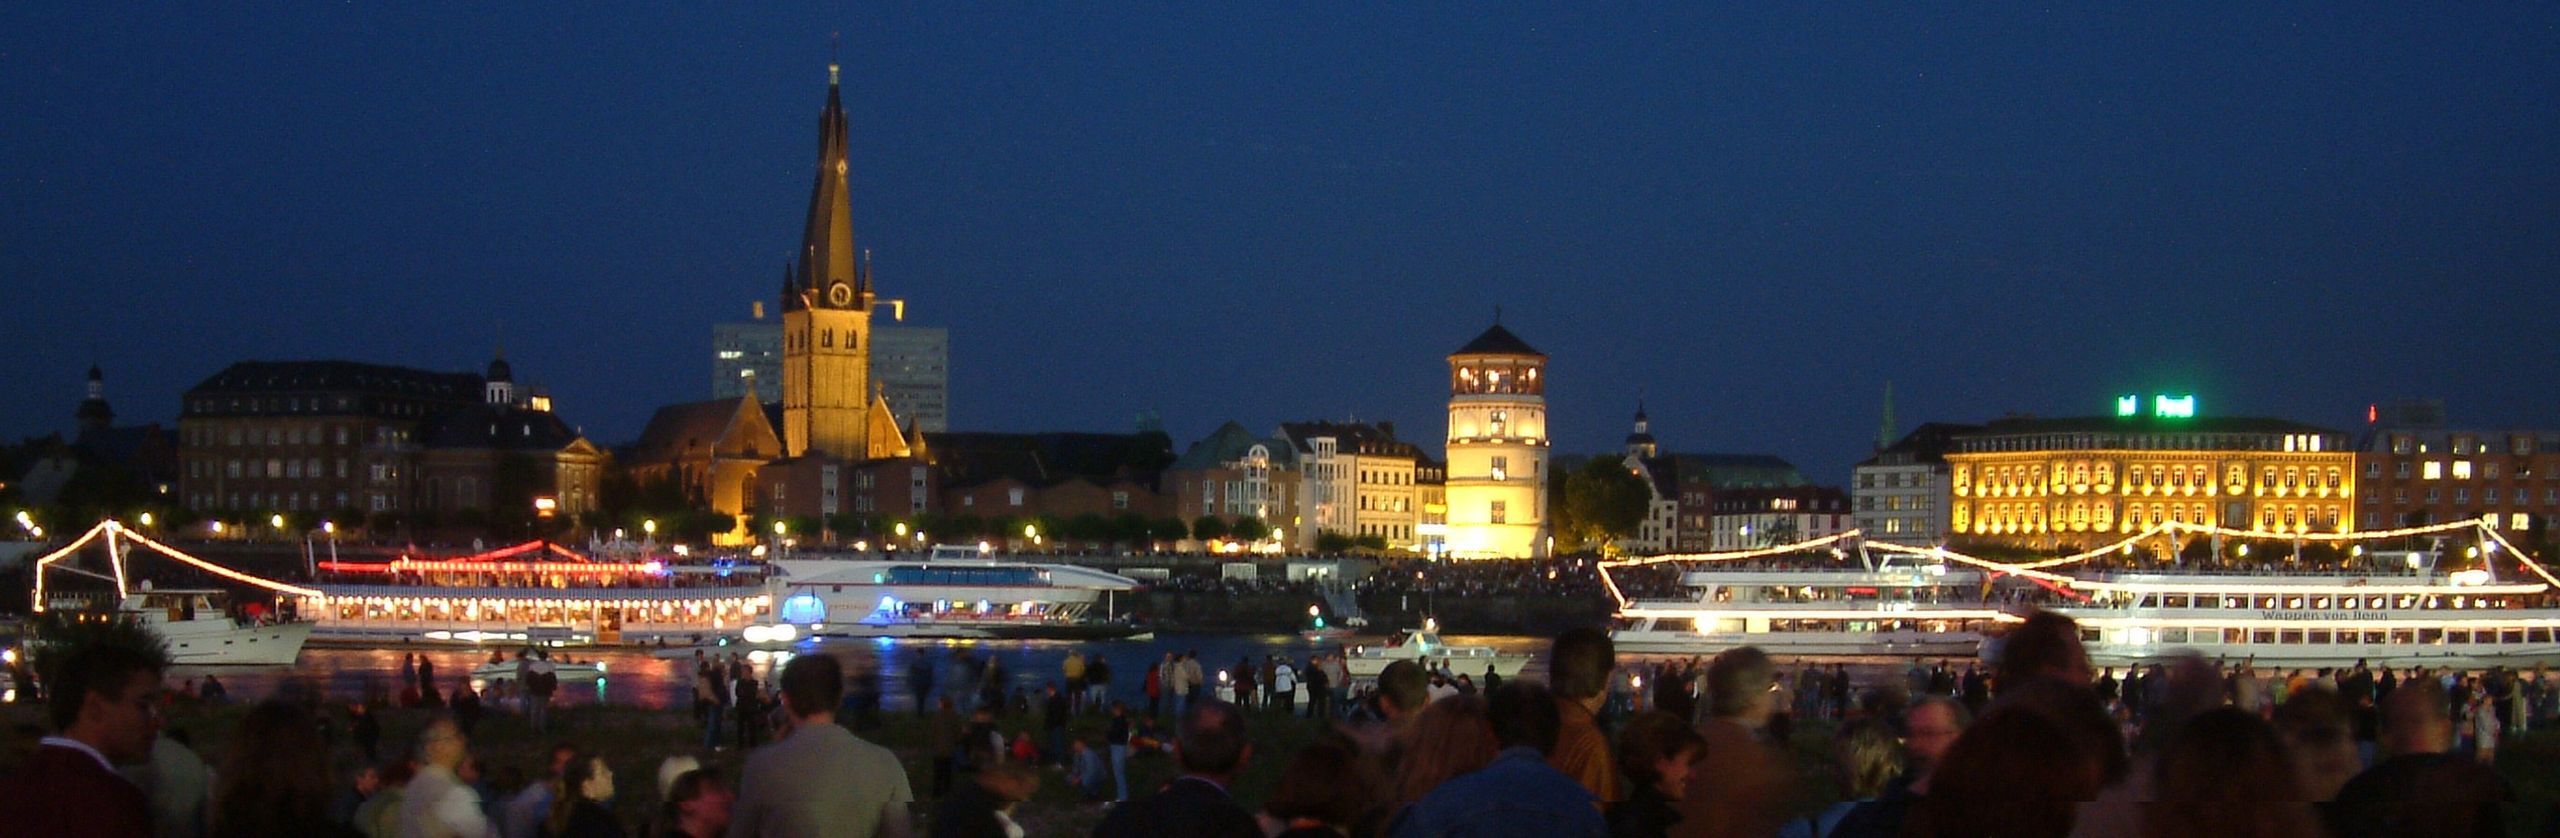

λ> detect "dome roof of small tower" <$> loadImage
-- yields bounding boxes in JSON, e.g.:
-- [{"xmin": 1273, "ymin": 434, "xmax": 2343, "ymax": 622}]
[
  {"xmin": 1451, "ymin": 323, "xmax": 1542, "ymax": 357},
  {"xmin": 486, "ymin": 355, "xmax": 513, "ymax": 383}
]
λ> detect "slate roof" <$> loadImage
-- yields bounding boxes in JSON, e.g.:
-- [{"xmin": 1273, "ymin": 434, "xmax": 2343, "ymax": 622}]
[
  {"xmin": 628, "ymin": 397, "xmax": 770, "ymax": 465},
  {"xmin": 1856, "ymin": 422, "xmax": 1983, "ymax": 468},
  {"xmin": 1168, "ymin": 421, "xmax": 1299, "ymax": 472},
  {"xmin": 1451, "ymin": 323, "xmax": 1542, "ymax": 357},
  {"xmin": 183, "ymin": 361, "xmax": 482, "ymax": 403},
  {"xmin": 1275, "ymin": 421, "xmax": 1422, "ymax": 458},
  {"xmin": 421, "ymin": 404, "xmax": 584, "ymax": 451},
  {"xmin": 924, "ymin": 431, "xmax": 1175, "ymax": 490}
]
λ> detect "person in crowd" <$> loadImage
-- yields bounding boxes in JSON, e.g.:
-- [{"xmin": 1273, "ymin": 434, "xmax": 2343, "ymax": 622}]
[
  {"xmin": 728, "ymin": 653, "xmax": 913, "ymax": 838},
  {"xmin": 2326, "ymin": 679, "xmax": 2506, "ymax": 838},
  {"xmin": 929, "ymin": 698, "xmax": 963, "ymax": 799},
  {"xmin": 1145, "ymin": 656, "xmax": 1167, "ymax": 718},
  {"xmin": 1779, "ymin": 718, "xmax": 1902, "ymax": 838},
  {"xmin": 1547, "ymin": 627, "xmax": 1621, "ymax": 805},
  {"xmin": 1005, "ymin": 732, "xmax": 1038, "ymax": 765},
  {"xmin": 1673, "ymin": 646, "xmax": 1791, "ymax": 838},
  {"xmin": 1303, "ymin": 655, "xmax": 1331, "ymax": 720},
  {"xmin": 1393, "ymin": 695, "xmax": 1500, "ymax": 808},
  {"xmin": 352, "ymin": 761, "xmax": 411, "ymax": 838},
  {"xmin": 1085, "ymin": 655, "xmax": 1111, "ymax": 713},
  {"xmin": 1066, "ymin": 739, "xmax": 1109, "ymax": 801},
  {"xmin": 1997, "ymin": 609, "xmax": 2096, "ymax": 691},
  {"xmin": 1900, "ymin": 704, "xmax": 2104, "ymax": 838},
  {"xmin": 1232, "ymin": 657, "xmax": 1258, "ymax": 711},
  {"xmin": 122, "ymin": 728, "xmax": 215, "ymax": 838},
  {"xmin": 654, "ymin": 757, "xmax": 700, "ymax": 809},
  {"xmin": 353, "ymin": 703, "xmax": 384, "ymax": 764},
  {"xmin": 1346, "ymin": 660, "xmax": 1432, "ymax": 777},
  {"xmin": 731, "ymin": 668, "xmax": 764, "ymax": 750},
  {"xmin": 1271, "ymin": 656, "xmax": 1299, "ymax": 716},
  {"xmin": 1104, "ymin": 701, "xmax": 1133, "ymax": 803},
  {"xmin": 541, "ymin": 753, "xmax": 622, "ymax": 838},
  {"xmin": 398, "ymin": 718, "xmax": 496, "ymax": 838},
  {"xmin": 2139, "ymin": 707, "xmax": 2320, "ymax": 838},
  {"xmin": 453, "ymin": 680, "xmax": 485, "ymax": 738},
  {"xmin": 0, "ymin": 642, "xmax": 160, "ymax": 838},
  {"xmin": 2271, "ymin": 688, "xmax": 2361, "ymax": 803},
  {"xmin": 908, "ymin": 654, "xmax": 936, "ymax": 718},
  {"xmin": 210, "ymin": 701, "xmax": 360, "ymax": 838},
  {"xmin": 1606, "ymin": 712, "xmax": 1704, "ymax": 838},
  {"xmin": 505, "ymin": 743, "xmax": 580, "ymax": 838},
  {"xmin": 1824, "ymin": 696, "xmax": 1970, "ymax": 838},
  {"xmin": 928, "ymin": 761, "xmax": 1036, "ymax": 838},
  {"xmin": 1262, "ymin": 732, "xmax": 1386, "ymax": 838},
  {"xmin": 1387, "ymin": 681, "xmax": 1606, "ymax": 837},
  {"xmin": 656, "ymin": 769, "xmax": 734, "ymax": 838},
  {"xmin": 1041, "ymin": 684, "xmax": 1072, "ymax": 766},
  {"xmin": 1092, "ymin": 699, "xmax": 1259, "ymax": 838},
  {"xmin": 1063, "ymin": 650, "xmax": 1088, "ymax": 715},
  {"xmin": 696, "ymin": 663, "xmax": 729, "ymax": 750}
]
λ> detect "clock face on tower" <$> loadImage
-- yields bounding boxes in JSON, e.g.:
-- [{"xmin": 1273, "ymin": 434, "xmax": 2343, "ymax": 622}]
[{"xmin": 826, "ymin": 282, "xmax": 853, "ymax": 307}]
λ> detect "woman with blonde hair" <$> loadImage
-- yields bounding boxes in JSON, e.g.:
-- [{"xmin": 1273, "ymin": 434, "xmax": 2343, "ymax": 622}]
[{"xmin": 1393, "ymin": 694, "xmax": 1500, "ymax": 806}]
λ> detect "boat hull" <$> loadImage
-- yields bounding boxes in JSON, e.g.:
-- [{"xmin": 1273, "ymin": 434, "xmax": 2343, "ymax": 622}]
[
  {"xmin": 471, "ymin": 662, "xmax": 606, "ymax": 683},
  {"xmin": 1610, "ymin": 628, "xmax": 1983, "ymax": 659},
  {"xmin": 1343, "ymin": 652, "xmax": 1532, "ymax": 681},
  {"xmin": 159, "ymin": 620, "xmax": 312, "ymax": 666}
]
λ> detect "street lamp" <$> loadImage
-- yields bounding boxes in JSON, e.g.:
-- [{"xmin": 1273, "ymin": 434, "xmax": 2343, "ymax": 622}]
[
  {"xmin": 643, "ymin": 519, "xmax": 658, "ymax": 538},
  {"xmin": 271, "ymin": 514, "xmax": 286, "ymax": 531},
  {"xmin": 137, "ymin": 512, "xmax": 154, "ymax": 528},
  {"xmin": 895, "ymin": 522, "xmax": 910, "ymax": 538}
]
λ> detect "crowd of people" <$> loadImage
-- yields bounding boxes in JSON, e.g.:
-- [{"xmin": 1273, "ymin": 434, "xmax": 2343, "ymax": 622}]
[{"xmin": 5, "ymin": 606, "xmax": 2558, "ymax": 837}]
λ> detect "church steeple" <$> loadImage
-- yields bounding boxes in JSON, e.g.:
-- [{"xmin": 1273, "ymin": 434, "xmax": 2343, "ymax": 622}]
[
  {"xmin": 793, "ymin": 62, "xmax": 869, "ymax": 312},
  {"xmin": 76, "ymin": 365, "xmax": 114, "ymax": 431}
]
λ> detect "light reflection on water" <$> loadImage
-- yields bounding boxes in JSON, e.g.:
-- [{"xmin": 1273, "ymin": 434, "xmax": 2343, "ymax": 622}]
[{"xmin": 183, "ymin": 633, "xmax": 1560, "ymax": 711}]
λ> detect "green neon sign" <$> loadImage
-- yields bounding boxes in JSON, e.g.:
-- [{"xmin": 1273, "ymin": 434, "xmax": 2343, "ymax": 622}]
[
  {"xmin": 2116, "ymin": 395, "xmax": 2140, "ymax": 417},
  {"xmin": 2155, "ymin": 394, "xmax": 2195, "ymax": 418}
]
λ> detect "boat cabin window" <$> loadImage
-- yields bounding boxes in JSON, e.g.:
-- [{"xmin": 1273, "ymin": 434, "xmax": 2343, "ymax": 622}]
[
  {"xmin": 2160, "ymin": 628, "xmax": 2189, "ymax": 643},
  {"xmin": 2279, "ymin": 629, "xmax": 2304, "ymax": 644},
  {"xmin": 884, "ymin": 566, "xmax": 1046, "ymax": 586},
  {"xmin": 2252, "ymin": 629, "xmax": 2278, "ymax": 644},
  {"xmin": 2504, "ymin": 629, "xmax": 2525, "ymax": 644},
  {"xmin": 2390, "ymin": 629, "xmax": 2415, "ymax": 644},
  {"xmin": 2161, "ymin": 595, "xmax": 2189, "ymax": 609},
  {"xmin": 2305, "ymin": 630, "xmax": 2330, "ymax": 644},
  {"xmin": 2418, "ymin": 628, "xmax": 2444, "ymax": 644},
  {"xmin": 2533, "ymin": 628, "xmax": 2553, "ymax": 643},
  {"xmin": 2363, "ymin": 630, "xmax": 2387, "ymax": 644}
]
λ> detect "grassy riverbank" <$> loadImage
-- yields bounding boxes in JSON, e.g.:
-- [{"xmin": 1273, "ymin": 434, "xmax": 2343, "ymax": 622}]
[{"xmin": 6, "ymin": 699, "xmax": 2553, "ymax": 835}]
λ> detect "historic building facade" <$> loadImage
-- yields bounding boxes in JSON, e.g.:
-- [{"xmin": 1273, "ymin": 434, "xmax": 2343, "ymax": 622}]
[
  {"xmin": 1442, "ymin": 323, "xmax": 1549, "ymax": 558},
  {"xmin": 2355, "ymin": 426, "xmax": 2560, "ymax": 537},
  {"xmin": 179, "ymin": 360, "xmax": 483, "ymax": 516},
  {"xmin": 1277, "ymin": 421, "xmax": 1424, "ymax": 550},
  {"xmin": 1852, "ymin": 423, "xmax": 1977, "ymax": 546},
  {"xmin": 1946, "ymin": 413, "xmax": 2356, "ymax": 548},
  {"xmin": 1709, "ymin": 486, "xmax": 1853, "ymax": 550},
  {"xmin": 1167, "ymin": 421, "xmax": 1300, "ymax": 529}
]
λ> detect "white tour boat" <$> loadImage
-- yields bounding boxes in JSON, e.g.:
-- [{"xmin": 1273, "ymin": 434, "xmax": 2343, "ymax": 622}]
[
  {"xmin": 1344, "ymin": 625, "xmax": 1533, "ymax": 681},
  {"xmin": 2037, "ymin": 555, "xmax": 2560, "ymax": 669},
  {"xmin": 1602, "ymin": 538, "xmax": 2013, "ymax": 659},
  {"xmin": 760, "ymin": 547, "xmax": 1148, "ymax": 641},
  {"xmin": 28, "ymin": 520, "xmax": 316, "ymax": 666},
  {"xmin": 306, "ymin": 542, "xmax": 773, "ymax": 647},
  {"xmin": 471, "ymin": 657, "xmax": 608, "ymax": 685}
]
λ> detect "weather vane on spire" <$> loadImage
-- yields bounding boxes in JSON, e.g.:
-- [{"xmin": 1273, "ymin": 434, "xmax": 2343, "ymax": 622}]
[{"xmin": 829, "ymin": 31, "xmax": 842, "ymax": 85}]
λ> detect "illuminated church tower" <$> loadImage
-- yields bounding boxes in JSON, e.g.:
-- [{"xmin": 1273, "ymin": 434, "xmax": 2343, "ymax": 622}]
[
  {"xmin": 1442, "ymin": 321, "xmax": 1549, "ymax": 558},
  {"xmin": 781, "ymin": 63, "xmax": 880, "ymax": 459}
]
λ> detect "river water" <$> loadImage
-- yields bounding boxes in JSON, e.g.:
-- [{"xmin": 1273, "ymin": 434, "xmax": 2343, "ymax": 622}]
[{"xmin": 182, "ymin": 633, "xmax": 1560, "ymax": 711}]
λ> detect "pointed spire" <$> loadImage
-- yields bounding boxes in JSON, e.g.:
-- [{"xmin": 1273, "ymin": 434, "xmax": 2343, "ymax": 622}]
[
  {"xmin": 1877, "ymin": 380, "xmax": 1897, "ymax": 451},
  {"xmin": 795, "ymin": 61, "xmax": 862, "ymax": 310}
]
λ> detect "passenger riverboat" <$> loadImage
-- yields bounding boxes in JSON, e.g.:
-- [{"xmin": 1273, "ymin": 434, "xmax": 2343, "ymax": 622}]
[
  {"xmin": 306, "ymin": 540, "xmax": 772, "ymax": 647},
  {"xmin": 1986, "ymin": 520, "xmax": 2560, "ymax": 669},
  {"xmin": 1601, "ymin": 535, "xmax": 2013, "ymax": 659},
  {"xmin": 759, "ymin": 546, "xmax": 1149, "ymax": 641}
]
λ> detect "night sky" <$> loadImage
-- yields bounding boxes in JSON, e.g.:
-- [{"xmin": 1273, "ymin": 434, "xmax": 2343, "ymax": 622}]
[{"xmin": 7, "ymin": 5, "xmax": 2558, "ymax": 483}]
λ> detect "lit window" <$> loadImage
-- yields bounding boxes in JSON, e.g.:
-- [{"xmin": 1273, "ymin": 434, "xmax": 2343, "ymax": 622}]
[
  {"xmin": 2423, "ymin": 462, "xmax": 2443, "ymax": 480},
  {"xmin": 2453, "ymin": 461, "xmax": 2474, "ymax": 480},
  {"xmin": 1491, "ymin": 456, "xmax": 1508, "ymax": 482},
  {"xmin": 1490, "ymin": 500, "xmax": 1507, "ymax": 524},
  {"xmin": 2516, "ymin": 513, "xmax": 2532, "ymax": 530}
]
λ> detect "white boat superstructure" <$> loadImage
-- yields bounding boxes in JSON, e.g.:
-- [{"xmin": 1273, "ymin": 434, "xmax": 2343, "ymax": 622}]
[
  {"xmin": 766, "ymin": 552, "xmax": 1146, "ymax": 640},
  {"xmin": 1345, "ymin": 627, "xmax": 1533, "ymax": 681},
  {"xmin": 120, "ymin": 589, "xmax": 313, "ymax": 666},
  {"xmin": 1603, "ymin": 538, "xmax": 2012, "ymax": 658},
  {"xmin": 27, "ymin": 521, "xmax": 318, "ymax": 666},
  {"xmin": 2043, "ymin": 566, "xmax": 2560, "ymax": 669}
]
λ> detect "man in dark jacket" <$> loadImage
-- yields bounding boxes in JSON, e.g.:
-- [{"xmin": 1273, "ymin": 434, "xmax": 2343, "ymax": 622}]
[
  {"xmin": 1092, "ymin": 700, "xmax": 1258, "ymax": 838},
  {"xmin": 0, "ymin": 643, "xmax": 163, "ymax": 838}
]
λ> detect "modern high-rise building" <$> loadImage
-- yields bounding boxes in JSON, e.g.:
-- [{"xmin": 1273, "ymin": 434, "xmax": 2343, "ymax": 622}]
[
  {"xmin": 712, "ymin": 318, "xmax": 946, "ymax": 433},
  {"xmin": 871, "ymin": 323, "xmax": 949, "ymax": 433},
  {"xmin": 712, "ymin": 310, "xmax": 783, "ymax": 403},
  {"xmin": 1441, "ymin": 322, "xmax": 1550, "ymax": 559}
]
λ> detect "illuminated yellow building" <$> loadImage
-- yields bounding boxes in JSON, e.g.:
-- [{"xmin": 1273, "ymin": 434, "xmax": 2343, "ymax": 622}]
[
  {"xmin": 1947, "ymin": 403, "xmax": 2355, "ymax": 548},
  {"xmin": 1442, "ymin": 323, "xmax": 1549, "ymax": 559}
]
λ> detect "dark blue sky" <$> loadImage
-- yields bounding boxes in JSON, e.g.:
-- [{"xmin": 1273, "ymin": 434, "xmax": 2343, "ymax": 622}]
[{"xmin": 7, "ymin": 5, "xmax": 2558, "ymax": 483}]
